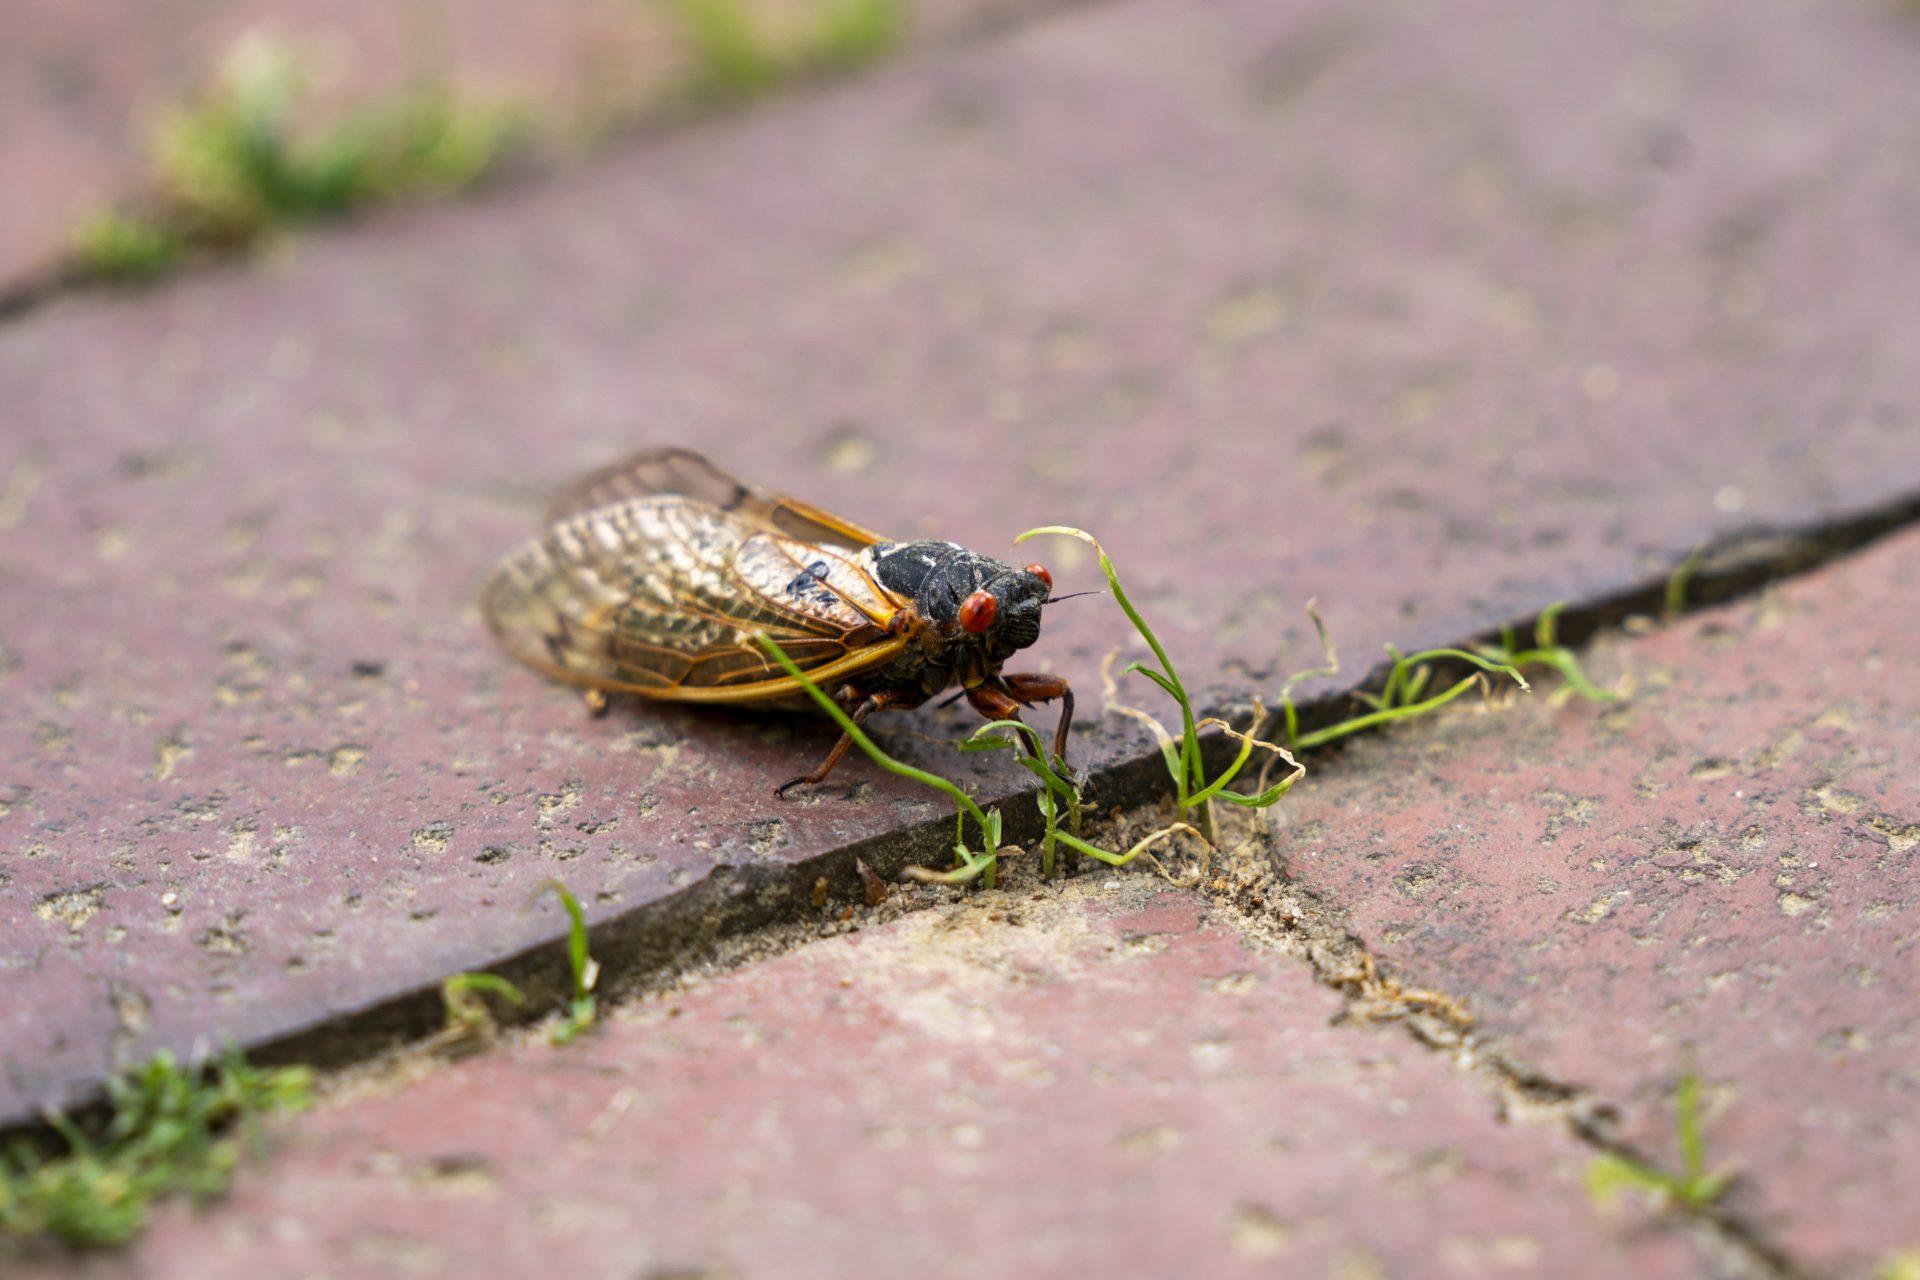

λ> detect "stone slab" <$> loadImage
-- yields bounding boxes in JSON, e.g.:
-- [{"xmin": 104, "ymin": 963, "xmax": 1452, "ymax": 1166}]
[
  {"xmin": 17, "ymin": 880, "xmax": 1716, "ymax": 1280},
  {"xmin": 8, "ymin": 0, "xmax": 1920, "ymax": 1122},
  {"xmin": 1280, "ymin": 525, "xmax": 1920, "ymax": 1276}
]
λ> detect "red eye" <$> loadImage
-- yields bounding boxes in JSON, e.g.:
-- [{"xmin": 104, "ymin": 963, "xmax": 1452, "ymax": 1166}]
[
  {"xmin": 1025, "ymin": 564, "xmax": 1052, "ymax": 591},
  {"xmin": 959, "ymin": 589, "xmax": 997, "ymax": 634}
]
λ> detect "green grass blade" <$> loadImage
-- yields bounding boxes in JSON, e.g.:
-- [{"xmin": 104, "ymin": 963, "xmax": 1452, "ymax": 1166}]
[
  {"xmin": 1213, "ymin": 778, "xmax": 1300, "ymax": 807},
  {"xmin": 1399, "ymin": 647, "xmax": 1529, "ymax": 692},
  {"xmin": 670, "ymin": 0, "xmax": 783, "ymax": 99},
  {"xmin": 1529, "ymin": 649, "xmax": 1615, "ymax": 703},
  {"xmin": 1534, "ymin": 600, "xmax": 1565, "ymax": 649},
  {"xmin": 1291, "ymin": 673, "xmax": 1486, "ymax": 751},
  {"xmin": 1186, "ymin": 731, "xmax": 1257, "ymax": 806},
  {"xmin": 758, "ymin": 634, "xmax": 996, "ymax": 840},
  {"xmin": 968, "ymin": 721, "xmax": 1074, "ymax": 795},
  {"xmin": 1665, "ymin": 550, "xmax": 1703, "ymax": 618},
  {"xmin": 533, "ymin": 880, "xmax": 599, "ymax": 1041},
  {"xmin": 1052, "ymin": 821, "xmax": 1206, "ymax": 874},
  {"xmin": 1019, "ymin": 527, "xmax": 1203, "ymax": 785},
  {"xmin": 1586, "ymin": 1151, "xmax": 1668, "ymax": 1208},
  {"xmin": 1676, "ymin": 1072, "xmax": 1707, "ymax": 1183},
  {"xmin": 805, "ymin": 0, "xmax": 909, "ymax": 72},
  {"xmin": 2, "ymin": 1050, "xmax": 309, "ymax": 1249}
]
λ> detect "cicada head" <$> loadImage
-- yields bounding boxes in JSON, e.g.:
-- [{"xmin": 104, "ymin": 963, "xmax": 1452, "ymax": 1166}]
[
  {"xmin": 874, "ymin": 541, "xmax": 1052, "ymax": 667},
  {"xmin": 959, "ymin": 564, "xmax": 1048, "ymax": 663}
]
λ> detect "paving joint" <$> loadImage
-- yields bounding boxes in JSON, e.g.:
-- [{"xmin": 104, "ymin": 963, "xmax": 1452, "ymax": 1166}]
[
  {"xmin": 4, "ymin": 498, "xmax": 1904, "ymax": 1272},
  {"xmin": 1227, "ymin": 486, "xmax": 1920, "ymax": 742},
  {"xmin": 365, "ymin": 488, "xmax": 1920, "ymax": 1276},
  {"xmin": 1205, "ymin": 847, "xmax": 1809, "ymax": 1280},
  {"xmin": 8, "ymin": 484, "xmax": 1920, "ymax": 1159}
]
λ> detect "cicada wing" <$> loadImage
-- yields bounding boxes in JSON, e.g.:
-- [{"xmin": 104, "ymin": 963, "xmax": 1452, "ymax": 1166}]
[
  {"xmin": 483, "ymin": 494, "xmax": 910, "ymax": 703},
  {"xmin": 544, "ymin": 448, "xmax": 889, "ymax": 550}
]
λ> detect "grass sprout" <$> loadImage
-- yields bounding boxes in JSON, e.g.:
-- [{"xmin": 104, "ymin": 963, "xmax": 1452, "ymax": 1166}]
[
  {"xmin": 1587, "ymin": 1069, "xmax": 1731, "ymax": 1212},
  {"xmin": 534, "ymin": 880, "xmax": 599, "ymax": 1043},
  {"xmin": 428, "ymin": 972, "xmax": 526, "ymax": 1053},
  {"xmin": 0, "ymin": 1047, "xmax": 311, "ymax": 1248},
  {"xmin": 806, "ymin": 0, "xmax": 911, "ymax": 72},
  {"xmin": 759, "ymin": 634, "xmax": 1213, "ymax": 888},
  {"xmin": 1017, "ymin": 527, "xmax": 1303, "ymax": 848},
  {"xmin": 70, "ymin": 210, "xmax": 181, "ymax": 282},
  {"xmin": 668, "ymin": 0, "xmax": 909, "ymax": 102},
  {"xmin": 964, "ymin": 718, "xmax": 1210, "ymax": 884},
  {"xmin": 961, "ymin": 717, "xmax": 1081, "ymax": 878},
  {"xmin": 1879, "ymin": 1249, "xmax": 1920, "ymax": 1280},
  {"xmin": 1479, "ymin": 602, "xmax": 1616, "ymax": 706},
  {"xmin": 1665, "ymin": 547, "xmax": 1705, "ymax": 619},
  {"xmin": 1271, "ymin": 599, "xmax": 1615, "ymax": 755}
]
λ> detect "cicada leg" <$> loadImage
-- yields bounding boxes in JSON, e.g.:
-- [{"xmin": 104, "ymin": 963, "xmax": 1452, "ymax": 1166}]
[
  {"xmin": 777, "ymin": 687, "xmax": 926, "ymax": 797},
  {"xmin": 967, "ymin": 673, "xmax": 1074, "ymax": 769}
]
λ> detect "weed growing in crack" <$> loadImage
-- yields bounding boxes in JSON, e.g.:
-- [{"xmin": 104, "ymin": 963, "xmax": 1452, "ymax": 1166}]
[
  {"xmin": 960, "ymin": 717, "xmax": 1081, "ymax": 878},
  {"xmin": 962, "ymin": 717, "xmax": 1207, "ymax": 883},
  {"xmin": 764, "ymin": 529, "xmax": 1610, "ymax": 890},
  {"xmin": 70, "ymin": 211, "xmax": 181, "ymax": 282},
  {"xmin": 1017, "ymin": 527, "xmax": 1304, "ymax": 851},
  {"xmin": 668, "ymin": 0, "xmax": 909, "ymax": 103},
  {"xmin": 0, "ymin": 1047, "xmax": 311, "ymax": 1249},
  {"xmin": 758, "ymin": 634, "xmax": 1208, "ymax": 889},
  {"xmin": 1665, "ymin": 546, "xmax": 1705, "ymax": 619},
  {"xmin": 1879, "ymin": 1248, "xmax": 1920, "ymax": 1280},
  {"xmin": 534, "ymin": 880, "xmax": 599, "ymax": 1043},
  {"xmin": 1481, "ymin": 602, "xmax": 1616, "ymax": 705},
  {"xmin": 73, "ymin": 33, "xmax": 520, "ymax": 282},
  {"xmin": 1586, "ymin": 1069, "xmax": 1731, "ymax": 1211},
  {"xmin": 428, "ymin": 972, "xmax": 526, "ymax": 1054},
  {"xmin": 1270, "ymin": 599, "xmax": 1614, "ymax": 755}
]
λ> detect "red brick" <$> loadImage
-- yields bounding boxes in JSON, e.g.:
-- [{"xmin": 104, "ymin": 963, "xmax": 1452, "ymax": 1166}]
[
  {"xmin": 23, "ymin": 882, "xmax": 1713, "ymax": 1279},
  {"xmin": 1282, "ymin": 526, "xmax": 1920, "ymax": 1274}
]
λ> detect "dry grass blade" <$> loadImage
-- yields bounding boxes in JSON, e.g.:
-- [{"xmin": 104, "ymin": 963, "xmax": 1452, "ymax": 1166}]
[
  {"xmin": 1108, "ymin": 821, "xmax": 1210, "ymax": 888},
  {"xmin": 1099, "ymin": 643, "xmax": 1178, "ymax": 751}
]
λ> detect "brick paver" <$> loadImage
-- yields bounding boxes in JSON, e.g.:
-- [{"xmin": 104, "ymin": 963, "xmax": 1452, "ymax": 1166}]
[
  {"xmin": 8, "ymin": 0, "xmax": 1920, "ymax": 1131},
  {"xmin": 1282, "ymin": 525, "xmax": 1920, "ymax": 1275},
  {"xmin": 18, "ymin": 879, "xmax": 1718, "ymax": 1280}
]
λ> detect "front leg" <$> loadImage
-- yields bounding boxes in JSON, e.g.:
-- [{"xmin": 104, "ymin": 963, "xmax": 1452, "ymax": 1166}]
[
  {"xmin": 966, "ymin": 673, "xmax": 1074, "ymax": 769},
  {"xmin": 1003, "ymin": 672, "xmax": 1074, "ymax": 767}
]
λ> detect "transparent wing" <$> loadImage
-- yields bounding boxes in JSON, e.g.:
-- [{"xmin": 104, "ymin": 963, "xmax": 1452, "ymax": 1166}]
[
  {"xmin": 482, "ymin": 494, "xmax": 908, "ymax": 703},
  {"xmin": 544, "ymin": 448, "xmax": 889, "ymax": 550}
]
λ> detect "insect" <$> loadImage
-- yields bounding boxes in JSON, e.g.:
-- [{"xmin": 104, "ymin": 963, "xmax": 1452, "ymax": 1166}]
[{"xmin": 481, "ymin": 448, "xmax": 1072, "ymax": 794}]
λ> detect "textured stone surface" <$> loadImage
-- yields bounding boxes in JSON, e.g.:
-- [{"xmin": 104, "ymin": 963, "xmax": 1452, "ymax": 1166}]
[
  {"xmin": 18, "ymin": 880, "xmax": 1715, "ymax": 1280},
  {"xmin": 1281, "ymin": 526, "xmax": 1920, "ymax": 1275},
  {"xmin": 8, "ymin": 0, "xmax": 1920, "ymax": 1122}
]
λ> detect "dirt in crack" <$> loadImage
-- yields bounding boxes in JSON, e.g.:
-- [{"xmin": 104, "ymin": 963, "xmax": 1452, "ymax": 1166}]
[{"xmin": 1196, "ymin": 806, "xmax": 1808, "ymax": 1280}]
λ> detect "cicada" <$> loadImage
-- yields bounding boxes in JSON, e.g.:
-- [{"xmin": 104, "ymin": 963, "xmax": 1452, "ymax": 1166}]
[{"xmin": 482, "ymin": 449, "xmax": 1072, "ymax": 793}]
